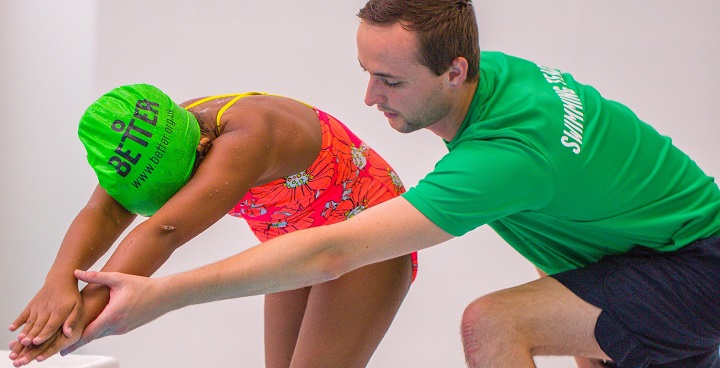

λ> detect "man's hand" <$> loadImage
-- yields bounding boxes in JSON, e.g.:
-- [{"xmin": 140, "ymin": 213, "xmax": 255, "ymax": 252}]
[{"xmin": 62, "ymin": 269, "xmax": 171, "ymax": 355}]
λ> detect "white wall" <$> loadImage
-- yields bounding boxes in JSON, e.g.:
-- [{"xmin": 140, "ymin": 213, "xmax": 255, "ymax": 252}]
[
  {"xmin": 2, "ymin": 1, "xmax": 718, "ymax": 368},
  {"xmin": 0, "ymin": 0, "xmax": 98, "ymax": 362}
]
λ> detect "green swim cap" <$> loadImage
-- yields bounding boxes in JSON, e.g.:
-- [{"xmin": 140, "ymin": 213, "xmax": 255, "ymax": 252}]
[{"xmin": 78, "ymin": 84, "xmax": 201, "ymax": 217}]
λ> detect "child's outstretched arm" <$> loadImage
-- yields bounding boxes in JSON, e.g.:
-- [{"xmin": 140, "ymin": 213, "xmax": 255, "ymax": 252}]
[
  {"xmin": 8, "ymin": 185, "xmax": 135, "ymax": 348},
  {"xmin": 9, "ymin": 114, "xmax": 275, "ymax": 365}
]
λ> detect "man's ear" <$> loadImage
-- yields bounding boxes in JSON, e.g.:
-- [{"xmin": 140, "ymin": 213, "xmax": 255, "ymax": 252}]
[{"xmin": 448, "ymin": 57, "xmax": 469, "ymax": 87}]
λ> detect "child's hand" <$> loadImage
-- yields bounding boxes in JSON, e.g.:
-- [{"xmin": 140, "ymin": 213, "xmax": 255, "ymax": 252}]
[
  {"xmin": 8, "ymin": 280, "xmax": 83, "ymax": 347},
  {"xmin": 8, "ymin": 325, "xmax": 82, "ymax": 367},
  {"xmin": 8, "ymin": 277, "xmax": 114, "ymax": 366}
]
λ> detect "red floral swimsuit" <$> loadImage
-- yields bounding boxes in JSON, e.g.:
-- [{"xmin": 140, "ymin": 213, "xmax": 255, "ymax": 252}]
[{"xmin": 223, "ymin": 101, "xmax": 418, "ymax": 280}]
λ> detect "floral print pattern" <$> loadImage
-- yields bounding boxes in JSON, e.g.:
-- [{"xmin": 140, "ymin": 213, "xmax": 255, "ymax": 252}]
[{"xmin": 228, "ymin": 108, "xmax": 417, "ymax": 279}]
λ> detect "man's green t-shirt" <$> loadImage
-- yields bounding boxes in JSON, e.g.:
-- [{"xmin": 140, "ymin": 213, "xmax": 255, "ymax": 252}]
[{"xmin": 402, "ymin": 51, "xmax": 720, "ymax": 274}]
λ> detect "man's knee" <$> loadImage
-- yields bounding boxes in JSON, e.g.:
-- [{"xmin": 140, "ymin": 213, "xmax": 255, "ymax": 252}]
[
  {"xmin": 461, "ymin": 293, "xmax": 521, "ymax": 353},
  {"xmin": 461, "ymin": 292, "xmax": 542, "ymax": 367}
]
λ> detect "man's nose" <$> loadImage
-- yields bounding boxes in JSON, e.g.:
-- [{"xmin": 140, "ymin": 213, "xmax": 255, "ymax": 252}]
[{"xmin": 364, "ymin": 79, "xmax": 383, "ymax": 107}]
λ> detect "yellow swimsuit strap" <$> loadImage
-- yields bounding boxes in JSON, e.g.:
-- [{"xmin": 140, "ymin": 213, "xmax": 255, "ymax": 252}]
[{"xmin": 183, "ymin": 92, "xmax": 313, "ymax": 127}]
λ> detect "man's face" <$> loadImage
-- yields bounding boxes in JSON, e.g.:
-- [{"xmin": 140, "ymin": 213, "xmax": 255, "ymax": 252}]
[{"xmin": 357, "ymin": 22, "xmax": 452, "ymax": 134}]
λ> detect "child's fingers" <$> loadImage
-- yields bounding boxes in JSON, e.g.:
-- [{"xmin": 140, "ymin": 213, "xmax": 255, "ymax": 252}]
[
  {"xmin": 61, "ymin": 319, "xmax": 99, "ymax": 356},
  {"xmin": 17, "ymin": 311, "xmax": 39, "ymax": 346},
  {"xmin": 62, "ymin": 302, "xmax": 83, "ymax": 339},
  {"xmin": 7, "ymin": 340, "xmax": 19, "ymax": 359},
  {"xmin": 12, "ymin": 330, "xmax": 62, "ymax": 367},
  {"xmin": 27, "ymin": 331, "xmax": 67, "ymax": 365},
  {"xmin": 8, "ymin": 338, "xmax": 26, "ymax": 362},
  {"xmin": 9, "ymin": 308, "xmax": 30, "ymax": 332},
  {"xmin": 12, "ymin": 342, "xmax": 38, "ymax": 367},
  {"xmin": 24, "ymin": 312, "xmax": 51, "ymax": 346},
  {"xmin": 31, "ymin": 311, "xmax": 66, "ymax": 346}
]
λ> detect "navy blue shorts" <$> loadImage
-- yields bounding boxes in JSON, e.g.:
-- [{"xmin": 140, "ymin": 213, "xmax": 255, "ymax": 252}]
[{"xmin": 552, "ymin": 237, "xmax": 720, "ymax": 368}]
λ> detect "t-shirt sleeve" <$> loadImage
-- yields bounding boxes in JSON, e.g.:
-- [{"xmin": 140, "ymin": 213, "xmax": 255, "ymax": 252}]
[{"xmin": 402, "ymin": 139, "xmax": 556, "ymax": 236}]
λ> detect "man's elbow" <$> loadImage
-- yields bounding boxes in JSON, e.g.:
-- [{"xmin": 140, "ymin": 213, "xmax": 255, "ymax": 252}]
[{"xmin": 316, "ymin": 247, "xmax": 357, "ymax": 282}]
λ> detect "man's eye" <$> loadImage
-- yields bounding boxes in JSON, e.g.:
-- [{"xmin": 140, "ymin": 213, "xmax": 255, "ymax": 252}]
[{"xmin": 383, "ymin": 80, "xmax": 401, "ymax": 88}]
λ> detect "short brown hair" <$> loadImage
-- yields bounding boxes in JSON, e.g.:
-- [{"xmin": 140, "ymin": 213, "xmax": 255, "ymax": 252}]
[{"xmin": 358, "ymin": 0, "xmax": 479, "ymax": 82}]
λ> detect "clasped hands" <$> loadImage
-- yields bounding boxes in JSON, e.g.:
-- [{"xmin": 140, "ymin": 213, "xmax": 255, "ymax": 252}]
[{"xmin": 7, "ymin": 270, "xmax": 162, "ymax": 367}]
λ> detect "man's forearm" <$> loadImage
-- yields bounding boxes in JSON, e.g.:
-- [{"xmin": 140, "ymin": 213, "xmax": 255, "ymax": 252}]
[
  {"xmin": 158, "ymin": 197, "xmax": 451, "ymax": 310},
  {"xmin": 160, "ymin": 228, "xmax": 344, "ymax": 310}
]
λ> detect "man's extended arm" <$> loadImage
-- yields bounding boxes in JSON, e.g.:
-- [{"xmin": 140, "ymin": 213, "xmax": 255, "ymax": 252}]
[{"xmin": 69, "ymin": 196, "xmax": 453, "ymax": 351}]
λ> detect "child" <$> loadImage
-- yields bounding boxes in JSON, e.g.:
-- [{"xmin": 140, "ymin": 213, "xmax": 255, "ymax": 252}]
[{"xmin": 9, "ymin": 84, "xmax": 417, "ymax": 367}]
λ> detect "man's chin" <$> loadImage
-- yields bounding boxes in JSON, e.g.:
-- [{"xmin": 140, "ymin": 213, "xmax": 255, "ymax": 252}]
[
  {"xmin": 384, "ymin": 114, "xmax": 420, "ymax": 133},
  {"xmin": 389, "ymin": 120, "xmax": 417, "ymax": 134}
]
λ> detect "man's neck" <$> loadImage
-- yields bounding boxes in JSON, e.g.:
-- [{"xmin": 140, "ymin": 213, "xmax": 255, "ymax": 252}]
[{"xmin": 427, "ymin": 81, "xmax": 478, "ymax": 142}]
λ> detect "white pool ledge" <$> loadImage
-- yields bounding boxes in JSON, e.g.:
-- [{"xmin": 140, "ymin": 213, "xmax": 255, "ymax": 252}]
[{"xmin": 0, "ymin": 351, "xmax": 118, "ymax": 368}]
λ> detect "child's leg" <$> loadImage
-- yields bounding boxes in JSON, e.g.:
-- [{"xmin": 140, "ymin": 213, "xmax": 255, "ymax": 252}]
[
  {"xmin": 264, "ymin": 288, "xmax": 311, "ymax": 368},
  {"xmin": 265, "ymin": 254, "xmax": 413, "ymax": 368}
]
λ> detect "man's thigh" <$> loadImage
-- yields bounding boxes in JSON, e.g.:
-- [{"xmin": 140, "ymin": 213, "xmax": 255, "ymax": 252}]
[{"xmin": 463, "ymin": 276, "xmax": 611, "ymax": 361}]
